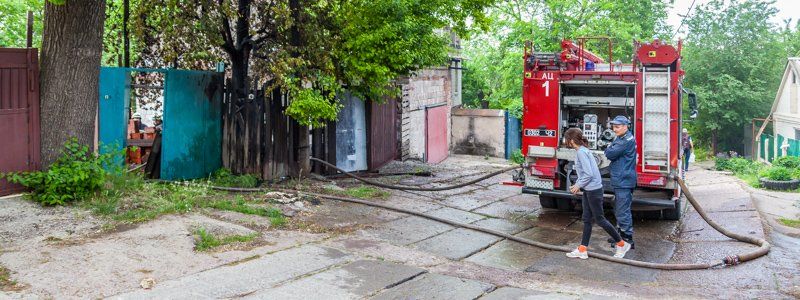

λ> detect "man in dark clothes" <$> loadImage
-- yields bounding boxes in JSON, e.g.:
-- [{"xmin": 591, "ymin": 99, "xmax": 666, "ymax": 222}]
[{"xmin": 604, "ymin": 115, "xmax": 637, "ymax": 248}]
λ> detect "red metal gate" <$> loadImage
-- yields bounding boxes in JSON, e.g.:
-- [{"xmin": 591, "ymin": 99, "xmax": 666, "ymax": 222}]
[
  {"xmin": 0, "ymin": 48, "xmax": 41, "ymax": 196},
  {"xmin": 425, "ymin": 104, "xmax": 448, "ymax": 164},
  {"xmin": 368, "ymin": 97, "xmax": 398, "ymax": 170}
]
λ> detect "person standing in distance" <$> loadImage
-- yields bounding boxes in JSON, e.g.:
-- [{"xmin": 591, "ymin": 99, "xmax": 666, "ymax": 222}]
[{"xmin": 604, "ymin": 115, "xmax": 637, "ymax": 248}]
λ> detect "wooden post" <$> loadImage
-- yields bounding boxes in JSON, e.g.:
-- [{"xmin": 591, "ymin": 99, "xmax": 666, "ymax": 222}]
[{"xmin": 26, "ymin": 11, "xmax": 33, "ymax": 48}]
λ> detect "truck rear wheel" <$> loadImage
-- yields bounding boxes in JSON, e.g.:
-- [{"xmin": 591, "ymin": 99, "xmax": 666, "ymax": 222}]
[
  {"xmin": 539, "ymin": 196, "xmax": 557, "ymax": 209},
  {"xmin": 662, "ymin": 197, "xmax": 682, "ymax": 221}
]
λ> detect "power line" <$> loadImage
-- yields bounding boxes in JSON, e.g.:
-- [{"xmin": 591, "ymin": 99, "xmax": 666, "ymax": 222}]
[{"xmin": 671, "ymin": 0, "xmax": 697, "ymax": 40}]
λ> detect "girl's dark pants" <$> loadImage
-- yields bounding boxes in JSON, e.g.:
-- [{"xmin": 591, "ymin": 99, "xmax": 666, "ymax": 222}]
[{"xmin": 581, "ymin": 188, "xmax": 622, "ymax": 246}]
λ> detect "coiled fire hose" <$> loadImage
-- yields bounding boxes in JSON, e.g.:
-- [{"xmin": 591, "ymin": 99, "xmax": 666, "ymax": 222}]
[{"xmin": 171, "ymin": 157, "xmax": 770, "ymax": 270}]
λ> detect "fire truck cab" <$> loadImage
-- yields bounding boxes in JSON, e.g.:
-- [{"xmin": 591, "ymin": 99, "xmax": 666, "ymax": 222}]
[{"xmin": 517, "ymin": 38, "xmax": 696, "ymax": 220}]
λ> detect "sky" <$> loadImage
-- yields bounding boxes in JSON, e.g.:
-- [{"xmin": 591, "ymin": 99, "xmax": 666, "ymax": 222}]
[{"xmin": 667, "ymin": 0, "xmax": 800, "ymax": 38}]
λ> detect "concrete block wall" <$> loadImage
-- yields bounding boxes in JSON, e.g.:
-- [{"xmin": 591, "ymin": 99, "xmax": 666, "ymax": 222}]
[
  {"xmin": 451, "ymin": 108, "xmax": 506, "ymax": 158},
  {"xmin": 399, "ymin": 68, "xmax": 453, "ymax": 161}
]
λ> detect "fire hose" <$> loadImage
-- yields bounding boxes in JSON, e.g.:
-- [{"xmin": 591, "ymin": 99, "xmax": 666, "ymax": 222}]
[{"xmin": 178, "ymin": 157, "xmax": 770, "ymax": 270}]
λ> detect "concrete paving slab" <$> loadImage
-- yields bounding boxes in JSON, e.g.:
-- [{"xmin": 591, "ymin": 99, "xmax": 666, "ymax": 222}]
[
  {"xmin": 113, "ymin": 245, "xmax": 353, "ymax": 299},
  {"xmin": 371, "ymin": 273, "xmax": 494, "ymax": 300},
  {"xmin": 656, "ymin": 241, "xmax": 774, "ymax": 291},
  {"xmin": 426, "ymin": 207, "xmax": 486, "ymax": 224},
  {"xmin": 471, "ymin": 218, "xmax": 534, "ymax": 235},
  {"xmin": 520, "ymin": 230, "xmax": 673, "ymax": 284},
  {"xmin": 690, "ymin": 194, "xmax": 755, "ymax": 211},
  {"xmin": 383, "ymin": 195, "xmax": 444, "ymax": 213},
  {"xmin": 472, "ymin": 194, "xmax": 539, "ymax": 219},
  {"xmin": 440, "ymin": 192, "xmax": 502, "ymax": 211},
  {"xmin": 678, "ymin": 210, "xmax": 764, "ymax": 242},
  {"xmin": 369, "ymin": 216, "xmax": 454, "ymax": 245},
  {"xmin": 244, "ymin": 260, "xmax": 426, "ymax": 299},
  {"xmin": 464, "ymin": 227, "xmax": 574, "ymax": 271},
  {"xmin": 412, "ymin": 228, "xmax": 502, "ymax": 260},
  {"xmin": 479, "ymin": 287, "xmax": 574, "ymax": 299},
  {"xmin": 524, "ymin": 251, "xmax": 660, "ymax": 284}
]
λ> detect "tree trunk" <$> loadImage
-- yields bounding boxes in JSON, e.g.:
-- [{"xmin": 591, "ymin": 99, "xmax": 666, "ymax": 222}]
[
  {"xmin": 712, "ymin": 129, "xmax": 718, "ymax": 156},
  {"xmin": 289, "ymin": 0, "xmax": 310, "ymax": 177},
  {"xmin": 39, "ymin": 0, "xmax": 106, "ymax": 166}
]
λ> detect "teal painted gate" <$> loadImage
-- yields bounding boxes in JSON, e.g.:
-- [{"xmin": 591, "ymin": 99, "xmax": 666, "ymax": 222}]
[
  {"xmin": 161, "ymin": 69, "xmax": 222, "ymax": 180},
  {"xmin": 98, "ymin": 67, "xmax": 222, "ymax": 180}
]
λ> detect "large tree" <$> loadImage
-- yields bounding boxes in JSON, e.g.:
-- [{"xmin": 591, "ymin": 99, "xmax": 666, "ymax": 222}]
[
  {"xmin": 127, "ymin": 0, "xmax": 492, "ymax": 175},
  {"xmin": 682, "ymin": 0, "xmax": 785, "ymax": 154},
  {"xmin": 39, "ymin": 0, "xmax": 106, "ymax": 165}
]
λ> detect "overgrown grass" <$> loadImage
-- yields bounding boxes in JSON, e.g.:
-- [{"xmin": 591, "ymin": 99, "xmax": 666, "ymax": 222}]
[
  {"xmin": 82, "ymin": 173, "xmax": 286, "ymax": 227},
  {"xmin": 779, "ymin": 218, "xmax": 800, "ymax": 228},
  {"xmin": 210, "ymin": 168, "xmax": 259, "ymax": 188},
  {"xmin": 716, "ymin": 156, "xmax": 800, "ymax": 191},
  {"xmin": 193, "ymin": 227, "xmax": 258, "ymax": 251}
]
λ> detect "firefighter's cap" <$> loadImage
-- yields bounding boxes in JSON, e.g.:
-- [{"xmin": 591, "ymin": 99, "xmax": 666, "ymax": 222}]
[{"xmin": 609, "ymin": 115, "xmax": 631, "ymax": 125}]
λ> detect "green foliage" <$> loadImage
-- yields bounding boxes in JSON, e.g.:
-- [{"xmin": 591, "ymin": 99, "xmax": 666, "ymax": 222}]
[
  {"xmin": 127, "ymin": 0, "xmax": 494, "ymax": 126},
  {"xmin": 0, "ymin": 0, "xmax": 44, "ymax": 48},
  {"xmin": 772, "ymin": 156, "xmax": 800, "ymax": 169},
  {"xmin": 2, "ymin": 138, "xmax": 118, "ymax": 206},
  {"xmin": 509, "ymin": 148, "xmax": 525, "ymax": 164},
  {"xmin": 715, "ymin": 157, "xmax": 763, "ymax": 175},
  {"xmin": 682, "ymin": 0, "xmax": 789, "ymax": 153},
  {"xmin": 462, "ymin": 0, "xmax": 669, "ymax": 115},
  {"xmin": 101, "ymin": 0, "xmax": 142, "ymax": 66},
  {"xmin": 759, "ymin": 166, "xmax": 793, "ymax": 181},
  {"xmin": 285, "ymin": 89, "xmax": 342, "ymax": 127},
  {"xmin": 211, "ymin": 168, "xmax": 259, "ymax": 188},
  {"xmin": 193, "ymin": 227, "xmax": 258, "ymax": 251}
]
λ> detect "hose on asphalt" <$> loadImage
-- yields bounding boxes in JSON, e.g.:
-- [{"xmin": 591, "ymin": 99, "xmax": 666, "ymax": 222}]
[
  {"xmin": 309, "ymin": 157, "xmax": 520, "ymax": 192},
  {"xmin": 157, "ymin": 158, "xmax": 770, "ymax": 270}
]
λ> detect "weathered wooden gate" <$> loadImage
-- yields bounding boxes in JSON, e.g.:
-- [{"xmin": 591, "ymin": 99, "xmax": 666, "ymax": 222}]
[
  {"xmin": 0, "ymin": 48, "xmax": 41, "ymax": 196},
  {"xmin": 368, "ymin": 97, "xmax": 398, "ymax": 170}
]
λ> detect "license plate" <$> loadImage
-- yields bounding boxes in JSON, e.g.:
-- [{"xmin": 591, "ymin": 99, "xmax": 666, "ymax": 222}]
[{"xmin": 524, "ymin": 129, "xmax": 556, "ymax": 137}]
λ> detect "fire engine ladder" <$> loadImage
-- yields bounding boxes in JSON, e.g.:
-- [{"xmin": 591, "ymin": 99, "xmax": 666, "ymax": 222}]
[{"xmin": 641, "ymin": 67, "xmax": 671, "ymax": 172}]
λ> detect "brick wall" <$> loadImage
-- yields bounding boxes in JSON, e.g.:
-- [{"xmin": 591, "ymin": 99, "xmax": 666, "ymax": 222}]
[{"xmin": 398, "ymin": 67, "xmax": 452, "ymax": 161}]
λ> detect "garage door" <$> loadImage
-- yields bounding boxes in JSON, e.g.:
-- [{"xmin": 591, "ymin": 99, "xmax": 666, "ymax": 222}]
[{"xmin": 425, "ymin": 104, "xmax": 448, "ymax": 164}]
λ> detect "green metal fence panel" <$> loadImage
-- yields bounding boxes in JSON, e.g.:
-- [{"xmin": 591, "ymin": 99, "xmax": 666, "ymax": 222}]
[
  {"xmin": 760, "ymin": 134, "xmax": 774, "ymax": 161},
  {"xmin": 777, "ymin": 135, "xmax": 785, "ymax": 157},
  {"xmin": 789, "ymin": 138, "xmax": 800, "ymax": 157},
  {"xmin": 161, "ymin": 69, "xmax": 223, "ymax": 180}
]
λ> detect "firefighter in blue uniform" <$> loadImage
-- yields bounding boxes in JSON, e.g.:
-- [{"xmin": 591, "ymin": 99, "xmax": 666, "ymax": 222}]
[{"xmin": 604, "ymin": 115, "xmax": 637, "ymax": 248}]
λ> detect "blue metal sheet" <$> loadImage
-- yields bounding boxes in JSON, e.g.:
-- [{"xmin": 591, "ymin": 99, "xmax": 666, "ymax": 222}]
[
  {"xmin": 505, "ymin": 111, "xmax": 521, "ymax": 159},
  {"xmin": 98, "ymin": 67, "xmax": 130, "ymax": 164},
  {"xmin": 160, "ymin": 69, "xmax": 222, "ymax": 180},
  {"xmin": 335, "ymin": 91, "xmax": 367, "ymax": 172}
]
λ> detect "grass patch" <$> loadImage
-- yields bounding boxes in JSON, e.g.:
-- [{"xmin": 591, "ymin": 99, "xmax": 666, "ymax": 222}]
[
  {"xmin": 341, "ymin": 185, "xmax": 390, "ymax": 199},
  {"xmin": 0, "ymin": 266, "xmax": 18, "ymax": 291},
  {"xmin": 779, "ymin": 218, "xmax": 800, "ymax": 228},
  {"xmin": 82, "ymin": 173, "xmax": 286, "ymax": 227},
  {"xmin": 210, "ymin": 168, "xmax": 259, "ymax": 188},
  {"xmin": 193, "ymin": 227, "xmax": 258, "ymax": 251}
]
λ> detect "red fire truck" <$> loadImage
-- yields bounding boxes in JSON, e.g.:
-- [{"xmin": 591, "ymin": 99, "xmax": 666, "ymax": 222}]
[{"xmin": 516, "ymin": 38, "xmax": 697, "ymax": 220}]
